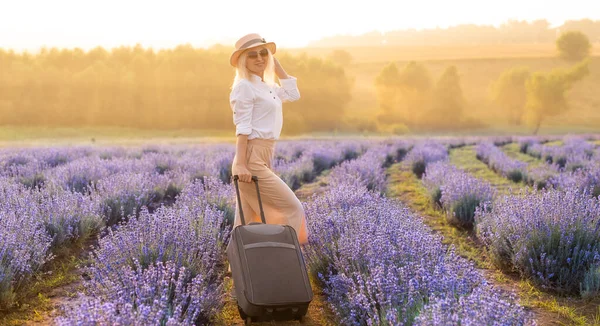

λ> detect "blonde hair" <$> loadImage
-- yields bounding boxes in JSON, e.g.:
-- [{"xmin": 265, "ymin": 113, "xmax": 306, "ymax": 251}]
[{"xmin": 232, "ymin": 47, "xmax": 276, "ymax": 88}]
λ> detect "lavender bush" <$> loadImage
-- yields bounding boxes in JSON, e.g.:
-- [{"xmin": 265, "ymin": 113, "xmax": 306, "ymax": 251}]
[
  {"xmin": 90, "ymin": 171, "xmax": 182, "ymax": 226},
  {"xmin": 517, "ymin": 137, "xmax": 540, "ymax": 154},
  {"xmin": 415, "ymin": 284, "xmax": 535, "ymax": 326},
  {"xmin": 174, "ymin": 176, "xmax": 235, "ymax": 226},
  {"xmin": 171, "ymin": 145, "xmax": 235, "ymax": 184},
  {"xmin": 426, "ymin": 162, "xmax": 495, "ymax": 229},
  {"xmin": 0, "ymin": 144, "xmax": 237, "ymax": 313},
  {"xmin": 60, "ymin": 194, "xmax": 229, "ymax": 324},
  {"xmin": 405, "ymin": 141, "xmax": 448, "ymax": 178},
  {"xmin": 525, "ymin": 164, "xmax": 560, "ymax": 190},
  {"xmin": 476, "ymin": 189, "xmax": 600, "ymax": 295},
  {"xmin": 328, "ymin": 144, "xmax": 391, "ymax": 194},
  {"xmin": 274, "ymin": 153, "xmax": 316, "ymax": 190},
  {"xmin": 422, "ymin": 161, "xmax": 460, "ymax": 208},
  {"xmin": 305, "ymin": 184, "xmax": 477, "ymax": 324},
  {"xmin": 0, "ymin": 151, "xmax": 49, "ymax": 188},
  {"xmin": 32, "ymin": 182, "xmax": 104, "ymax": 247},
  {"xmin": 274, "ymin": 140, "xmax": 369, "ymax": 190},
  {"xmin": 382, "ymin": 140, "xmax": 410, "ymax": 167},
  {"xmin": 57, "ymin": 260, "xmax": 220, "ymax": 325},
  {"xmin": 476, "ymin": 142, "xmax": 527, "ymax": 183},
  {"xmin": 273, "ymin": 140, "xmax": 307, "ymax": 162},
  {"xmin": 0, "ymin": 180, "xmax": 53, "ymax": 308},
  {"xmin": 545, "ymin": 163, "xmax": 600, "ymax": 197},
  {"xmin": 525, "ymin": 137, "xmax": 594, "ymax": 171}
]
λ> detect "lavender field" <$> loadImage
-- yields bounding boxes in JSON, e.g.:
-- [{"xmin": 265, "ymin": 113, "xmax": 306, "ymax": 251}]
[{"xmin": 1, "ymin": 135, "xmax": 600, "ymax": 325}]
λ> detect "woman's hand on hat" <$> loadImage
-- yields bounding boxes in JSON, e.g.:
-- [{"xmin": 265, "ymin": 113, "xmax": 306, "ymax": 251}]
[{"xmin": 273, "ymin": 57, "xmax": 289, "ymax": 79}]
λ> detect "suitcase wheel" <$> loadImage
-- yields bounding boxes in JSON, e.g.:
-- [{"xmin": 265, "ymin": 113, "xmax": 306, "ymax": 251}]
[
  {"xmin": 297, "ymin": 315, "xmax": 306, "ymax": 323},
  {"xmin": 244, "ymin": 317, "xmax": 252, "ymax": 326}
]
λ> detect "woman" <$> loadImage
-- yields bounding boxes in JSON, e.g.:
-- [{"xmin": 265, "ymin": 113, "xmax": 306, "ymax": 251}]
[{"xmin": 229, "ymin": 33, "xmax": 308, "ymax": 245}]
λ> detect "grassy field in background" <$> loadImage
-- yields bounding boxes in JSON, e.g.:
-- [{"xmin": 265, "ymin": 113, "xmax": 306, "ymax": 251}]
[
  {"xmin": 0, "ymin": 125, "xmax": 599, "ymax": 147},
  {"xmin": 0, "ymin": 126, "xmax": 236, "ymax": 147},
  {"xmin": 284, "ymin": 43, "xmax": 600, "ymax": 132}
]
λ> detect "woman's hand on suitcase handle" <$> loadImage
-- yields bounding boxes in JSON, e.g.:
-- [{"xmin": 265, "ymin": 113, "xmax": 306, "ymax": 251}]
[{"xmin": 233, "ymin": 164, "xmax": 252, "ymax": 183}]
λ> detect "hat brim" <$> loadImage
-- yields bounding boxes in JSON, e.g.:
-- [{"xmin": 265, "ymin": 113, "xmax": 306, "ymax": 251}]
[{"xmin": 230, "ymin": 42, "xmax": 276, "ymax": 67}]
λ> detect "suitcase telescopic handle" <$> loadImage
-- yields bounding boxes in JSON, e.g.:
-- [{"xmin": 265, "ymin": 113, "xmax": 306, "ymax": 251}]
[{"xmin": 233, "ymin": 175, "xmax": 267, "ymax": 225}]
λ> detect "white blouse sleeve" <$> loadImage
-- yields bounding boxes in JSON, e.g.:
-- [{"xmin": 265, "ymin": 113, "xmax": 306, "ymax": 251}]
[
  {"xmin": 230, "ymin": 81, "xmax": 255, "ymax": 136},
  {"xmin": 275, "ymin": 76, "xmax": 301, "ymax": 103}
]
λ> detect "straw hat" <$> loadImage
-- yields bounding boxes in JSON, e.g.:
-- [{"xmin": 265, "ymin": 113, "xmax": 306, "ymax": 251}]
[{"xmin": 230, "ymin": 33, "xmax": 276, "ymax": 67}]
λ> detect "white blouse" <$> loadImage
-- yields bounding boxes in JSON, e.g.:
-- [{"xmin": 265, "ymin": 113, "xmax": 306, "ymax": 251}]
[{"xmin": 230, "ymin": 74, "xmax": 300, "ymax": 140}]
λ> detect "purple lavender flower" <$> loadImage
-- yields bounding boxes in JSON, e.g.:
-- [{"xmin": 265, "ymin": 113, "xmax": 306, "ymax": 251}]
[
  {"xmin": 476, "ymin": 188, "xmax": 600, "ymax": 295},
  {"xmin": 476, "ymin": 142, "xmax": 527, "ymax": 183},
  {"xmin": 516, "ymin": 136, "xmax": 540, "ymax": 154},
  {"xmin": 440, "ymin": 175, "xmax": 495, "ymax": 229},
  {"xmin": 57, "ymin": 260, "xmax": 221, "ymax": 325},
  {"xmin": 303, "ymin": 143, "xmax": 528, "ymax": 325},
  {"xmin": 423, "ymin": 161, "xmax": 460, "ymax": 207},
  {"xmin": 423, "ymin": 161, "xmax": 495, "ymax": 229},
  {"xmin": 274, "ymin": 153, "xmax": 316, "ymax": 190},
  {"xmin": 90, "ymin": 171, "xmax": 178, "ymax": 226},
  {"xmin": 415, "ymin": 283, "xmax": 535, "ymax": 325},
  {"xmin": 405, "ymin": 141, "xmax": 449, "ymax": 178},
  {"xmin": 526, "ymin": 164, "xmax": 560, "ymax": 190},
  {"xmin": 0, "ymin": 179, "xmax": 53, "ymax": 308},
  {"xmin": 546, "ymin": 163, "xmax": 600, "ymax": 198},
  {"xmin": 328, "ymin": 145, "xmax": 390, "ymax": 194},
  {"xmin": 63, "ymin": 201, "xmax": 229, "ymax": 324}
]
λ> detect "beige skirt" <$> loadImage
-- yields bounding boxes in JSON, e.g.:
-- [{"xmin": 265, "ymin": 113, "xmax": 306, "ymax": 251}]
[{"xmin": 232, "ymin": 138, "xmax": 309, "ymax": 244}]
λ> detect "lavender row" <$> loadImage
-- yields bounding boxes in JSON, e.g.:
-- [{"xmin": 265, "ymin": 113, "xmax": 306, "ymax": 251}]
[
  {"xmin": 274, "ymin": 140, "xmax": 368, "ymax": 190},
  {"xmin": 423, "ymin": 161, "xmax": 495, "ymax": 229},
  {"xmin": 511, "ymin": 137, "xmax": 600, "ymax": 197},
  {"xmin": 0, "ymin": 178, "xmax": 105, "ymax": 309},
  {"xmin": 303, "ymin": 144, "xmax": 534, "ymax": 325},
  {"xmin": 525, "ymin": 162, "xmax": 600, "ymax": 198},
  {"xmin": 474, "ymin": 139, "xmax": 600, "ymax": 296},
  {"xmin": 404, "ymin": 141, "xmax": 448, "ymax": 178},
  {"xmin": 0, "ymin": 144, "xmax": 236, "ymax": 190},
  {"xmin": 549, "ymin": 164, "xmax": 600, "ymax": 198},
  {"xmin": 326, "ymin": 143, "xmax": 399, "ymax": 194},
  {"xmin": 520, "ymin": 136, "xmax": 595, "ymax": 171},
  {"xmin": 57, "ymin": 177, "xmax": 233, "ymax": 325},
  {"xmin": 476, "ymin": 188, "xmax": 600, "ymax": 297},
  {"xmin": 528, "ymin": 139, "xmax": 599, "ymax": 197},
  {"xmin": 476, "ymin": 142, "xmax": 528, "ymax": 183}
]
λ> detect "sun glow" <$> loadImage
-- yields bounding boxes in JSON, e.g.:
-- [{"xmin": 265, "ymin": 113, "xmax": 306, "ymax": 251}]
[{"xmin": 1, "ymin": 0, "xmax": 598, "ymax": 51}]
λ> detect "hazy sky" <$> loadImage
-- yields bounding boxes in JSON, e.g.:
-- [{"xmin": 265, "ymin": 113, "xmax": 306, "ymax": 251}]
[{"xmin": 2, "ymin": 0, "xmax": 599, "ymax": 51}]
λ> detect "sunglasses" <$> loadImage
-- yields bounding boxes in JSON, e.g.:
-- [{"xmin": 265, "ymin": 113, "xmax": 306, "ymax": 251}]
[{"xmin": 247, "ymin": 49, "xmax": 269, "ymax": 59}]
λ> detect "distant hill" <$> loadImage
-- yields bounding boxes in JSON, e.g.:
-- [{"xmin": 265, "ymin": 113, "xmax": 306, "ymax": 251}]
[
  {"xmin": 281, "ymin": 43, "xmax": 600, "ymax": 64},
  {"xmin": 306, "ymin": 19, "xmax": 600, "ymax": 47}
]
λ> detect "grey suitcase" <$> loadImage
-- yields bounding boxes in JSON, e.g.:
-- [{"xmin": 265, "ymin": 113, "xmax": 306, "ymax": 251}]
[{"xmin": 227, "ymin": 175, "xmax": 313, "ymax": 325}]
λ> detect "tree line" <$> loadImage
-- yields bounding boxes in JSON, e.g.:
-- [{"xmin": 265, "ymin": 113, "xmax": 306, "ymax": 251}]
[
  {"xmin": 0, "ymin": 45, "xmax": 350, "ymax": 134},
  {"xmin": 0, "ymin": 30, "xmax": 593, "ymax": 135},
  {"xmin": 374, "ymin": 31, "xmax": 592, "ymax": 134}
]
